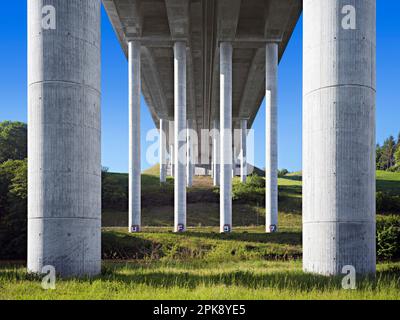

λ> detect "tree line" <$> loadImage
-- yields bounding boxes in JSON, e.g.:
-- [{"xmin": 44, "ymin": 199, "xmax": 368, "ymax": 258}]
[
  {"xmin": 377, "ymin": 133, "xmax": 400, "ymax": 172},
  {"xmin": 0, "ymin": 121, "xmax": 27, "ymax": 258}
]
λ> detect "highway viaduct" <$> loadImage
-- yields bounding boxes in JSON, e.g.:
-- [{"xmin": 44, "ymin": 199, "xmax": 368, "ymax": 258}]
[{"xmin": 27, "ymin": 0, "xmax": 376, "ymax": 277}]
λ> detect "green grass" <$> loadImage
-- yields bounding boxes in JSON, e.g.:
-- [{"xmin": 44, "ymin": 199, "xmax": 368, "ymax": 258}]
[
  {"xmin": 1, "ymin": 168, "xmax": 399, "ymax": 300},
  {"xmin": 1, "ymin": 260, "xmax": 399, "ymax": 300}
]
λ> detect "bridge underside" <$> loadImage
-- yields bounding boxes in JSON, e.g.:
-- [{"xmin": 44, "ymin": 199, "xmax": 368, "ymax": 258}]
[{"xmin": 103, "ymin": 0, "xmax": 301, "ymax": 139}]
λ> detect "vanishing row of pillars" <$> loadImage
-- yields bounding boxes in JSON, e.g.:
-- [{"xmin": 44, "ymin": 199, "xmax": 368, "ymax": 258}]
[
  {"xmin": 27, "ymin": 0, "xmax": 376, "ymax": 277},
  {"xmin": 128, "ymin": 41, "xmax": 278, "ymax": 234}
]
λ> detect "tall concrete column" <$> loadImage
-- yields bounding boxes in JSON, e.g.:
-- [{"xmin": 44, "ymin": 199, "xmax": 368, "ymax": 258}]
[
  {"xmin": 212, "ymin": 119, "xmax": 220, "ymax": 187},
  {"xmin": 27, "ymin": 0, "xmax": 101, "ymax": 277},
  {"xmin": 160, "ymin": 119, "xmax": 167, "ymax": 183},
  {"xmin": 220, "ymin": 42, "xmax": 233, "ymax": 233},
  {"xmin": 170, "ymin": 144, "xmax": 174, "ymax": 177},
  {"xmin": 128, "ymin": 41, "xmax": 141, "ymax": 233},
  {"xmin": 186, "ymin": 120, "xmax": 194, "ymax": 187},
  {"xmin": 240, "ymin": 119, "xmax": 248, "ymax": 183},
  {"xmin": 303, "ymin": 0, "xmax": 376, "ymax": 275},
  {"xmin": 174, "ymin": 42, "xmax": 187, "ymax": 232},
  {"xmin": 265, "ymin": 42, "xmax": 279, "ymax": 233}
]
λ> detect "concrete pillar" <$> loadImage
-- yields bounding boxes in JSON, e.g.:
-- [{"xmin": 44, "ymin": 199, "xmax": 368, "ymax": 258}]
[
  {"xmin": 169, "ymin": 144, "xmax": 174, "ymax": 177},
  {"xmin": 303, "ymin": 0, "xmax": 376, "ymax": 275},
  {"xmin": 265, "ymin": 42, "xmax": 279, "ymax": 233},
  {"xmin": 27, "ymin": 0, "xmax": 101, "ymax": 277},
  {"xmin": 128, "ymin": 41, "xmax": 141, "ymax": 233},
  {"xmin": 240, "ymin": 119, "xmax": 248, "ymax": 183},
  {"xmin": 220, "ymin": 42, "xmax": 233, "ymax": 233},
  {"xmin": 186, "ymin": 120, "xmax": 194, "ymax": 187},
  {"xmin": 212, "ymin": 119, "xmax": 220, "ymax": 186},
  {"xmin": 160, "ymin": 119, "xmax": 167, "ymax": 183},
  {"xmin": 174, "ymin": 42, "xmax": 187, "ymax": 232}
]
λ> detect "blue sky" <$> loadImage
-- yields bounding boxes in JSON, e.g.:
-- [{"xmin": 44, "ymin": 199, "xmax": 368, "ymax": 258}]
[{"xmin": 0, "ymin": 1, "xmax": 399, "ymax": 173}]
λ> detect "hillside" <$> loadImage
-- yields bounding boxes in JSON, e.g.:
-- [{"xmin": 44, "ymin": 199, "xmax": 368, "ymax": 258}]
[{"xmin": 102, "ymin": 166, "xmax": 400, "ymax": 227}]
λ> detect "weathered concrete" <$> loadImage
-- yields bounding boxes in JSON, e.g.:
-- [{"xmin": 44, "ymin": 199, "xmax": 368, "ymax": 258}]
[
  {"xmin": 265, "ymin": 42, "xmax": 279, "ymax": 233},
  {"xmin": 240, "ymin": 119, "xmax": 248, "ymax": 183},
  {"xmin": 303, "ymin": 0, "xmax": 376, "ymax": 275},
  {"xmin": 174, "ymin": 41, "xmax": 187, "ymax": 232},
  {"xmin": 128, "ymin": 41, "xmax": 141, "ymax": 232},
  {"xmin": 160, "ymin": 119, "xmax": 167, "ymax": 183},
  {"xmin": 27, "ymin": 0, "xmax": 101, "ymax": 277},
  {"xmin": 220, "ymin": 42, "xmax": 233, "ymax": 233},
  {"xmin": 187, "ymin": 120, "xmax": 195, "ymax": 187},
  {"xmin": 212, "ymin": 119, "xmax": 220, "ymax": 187}
]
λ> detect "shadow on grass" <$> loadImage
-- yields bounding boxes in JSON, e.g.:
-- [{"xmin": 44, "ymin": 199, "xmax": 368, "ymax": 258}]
[
  {"xmin": 99, "ymin": 267, "xmax": 399, "ymax": 291},
  {"xmin": 173, "ymin": 231, "xmax": 302, "ymax": 246}
]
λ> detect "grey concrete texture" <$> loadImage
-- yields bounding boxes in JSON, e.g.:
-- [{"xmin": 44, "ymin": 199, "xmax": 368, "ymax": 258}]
[
  {"xmin": 174, "ymin": 41, "xmax": 187, "ymax": 232},
  {"xmin": 220, "ymin": 42, "xmax": 233, "ymax": 233},
  {"xmin": 265, "ymin": 42, "xmax": 279, "ymax": 233},
  {"xmin": 160, "ymin": 119, "xmax": 167, "ymax": 183},
  {"xmin": 28, "ymin": 0, "xmax": 101, "ymax": 277},
  {"xmin": 212, "ymin": 119, "xmax": 220, "ymax": 187},
  {"xmin": 240, "ymin": 119, "xmax": 247, "ymax": 183},
  {"xmin": 303, "ymin": 0, "xmax": 376, "ymax": 275},
  {"xmin": 128, "ymin": 41, "xmax": 141, "ymax": 231},
  {"xmin": 187, "ymin": 119, "xmax": 195, "ymax": 187}
]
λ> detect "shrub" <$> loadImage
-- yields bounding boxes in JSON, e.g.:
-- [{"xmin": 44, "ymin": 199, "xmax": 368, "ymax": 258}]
[
  {"xmin": 232, "ymin": 175, "xmax": 265, "ymax": 204},
  {"xmin": 376, "ymin": 191, "xmax": 400, "ymax": 213},
  {"xmin": 376, "ymin": 215, "xmax": 400, "ymax": 261}
]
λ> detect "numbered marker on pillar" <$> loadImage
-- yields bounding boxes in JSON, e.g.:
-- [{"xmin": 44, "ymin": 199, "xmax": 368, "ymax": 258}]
[
  {"xmin": 131, "ymin": 225, "xmax": 140, "ymax": 233},
  {"xmin": 177, "ymin": 224, "xmax": 185, "ymax": 233}
]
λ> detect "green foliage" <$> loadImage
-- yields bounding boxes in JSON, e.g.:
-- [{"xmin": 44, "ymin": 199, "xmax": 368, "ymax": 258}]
[
  {"xmin": 231, "ymin": 174, "xmax": 265, "ymax": 204},
  {"xmin": 0, "ymin": 159, "xmax": 27, "ymax": 259},
  {"xmin": 377, "ymin": 215, "xmax": 400, "ymax": 261},
  {"xmin": 102, "ymin": 172, "xmax": 128, "ymax": 211},
  {"xmin": 376, "ymin": 192, "xmax": 400, "ymax": 213},
  {"xmin": 0, "ymin": 121, "xmax": 27, "ymax": 164},
  {"xmin": 278, "ymin": 169, "xmax": 289, "ymax": 177},
  {"xmin": 377, "ymin": 133, "xmax": 400, "ymax": 171},
  {"xmin": 1, "ymin": 261, "xmax": 400, "ymax": 300}
]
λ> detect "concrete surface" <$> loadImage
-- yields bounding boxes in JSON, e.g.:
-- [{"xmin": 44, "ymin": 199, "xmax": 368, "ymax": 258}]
[
  {"xmin": 28, "ymin": 0, "xmax": 101, "ymax": 277},
  {"xmin": 303, "ymin": 0, "xmax": 376, "ymax": 275}
]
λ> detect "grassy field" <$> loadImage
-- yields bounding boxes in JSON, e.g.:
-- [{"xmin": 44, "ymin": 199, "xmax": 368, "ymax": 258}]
[
  {"xmin": 1, "ymin": 260, "xmax": 399, "ymax": 300},
  {"xmin": 1, "ymin": 167, "xmax": 399, "ymax": 300}
]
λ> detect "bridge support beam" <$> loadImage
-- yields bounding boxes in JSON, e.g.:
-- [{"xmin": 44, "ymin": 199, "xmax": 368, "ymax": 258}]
[
  {"xmin": 27, "ymin": 0, "xmax": 101, "ymax": 277},
  {"xmin": 160, "ymin": 119, "xmax": 167, "ymax": 183},
  {"xmin": 128, "ymin": 41, "xmax": 141, "ymax": 233},
  {"xmin": 303, "ymin": 0, "xmax": 376, "ymax": 275},
  {"xmin": 174, "ymin": 42, "xmax": 187, "ymax": 232},
  {"xmin": 265, "ymin": 42, "xmax": 279, "ymax": 233},
  {"xmin": 240, "ymin": 119, "xmax": 248, "ymax": 183},
  {"xmin": 220, "ymin": 42, "xmax": 233, "ymax": 233}
]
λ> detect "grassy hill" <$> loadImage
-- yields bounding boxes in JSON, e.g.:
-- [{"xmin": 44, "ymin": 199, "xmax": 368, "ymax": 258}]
[
  {"xmin": 1, "ymin": 167, "xmax": 399, "ymax": 299},
  {"xmin": 102, "ymin": 166, "xmax": 400, "ymax": 228}
]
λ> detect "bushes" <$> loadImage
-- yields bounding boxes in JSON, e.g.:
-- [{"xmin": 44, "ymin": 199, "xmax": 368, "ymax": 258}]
[
  {"xmin": 377, "ymin": 215, "xmax": 400, "ymax": 261},
  {"xmin": 232, "ymin": 174, "xmax": 265, "ymax": 204},
  {"xmin": 0, "ymin": 159, "xmax": 27, "ymax": 259},
  {"xmin": 376, "ymin": 191, "xmax": 400, "ymax": 213}
]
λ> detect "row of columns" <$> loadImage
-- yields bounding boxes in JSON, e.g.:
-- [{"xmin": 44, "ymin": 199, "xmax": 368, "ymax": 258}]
[
  {"xmin": 128, "ymin": 41, "xmax": 279, "ymax": 235},
  {"xmin": 28, "ymin": 0, "xmax": 376, "ymax": 278}
]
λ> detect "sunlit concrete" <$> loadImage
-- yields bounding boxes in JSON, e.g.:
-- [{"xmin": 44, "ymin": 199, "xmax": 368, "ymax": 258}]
[{"xmin": 303, "ymin": 0, "xmax": 376, "ymax": 275}]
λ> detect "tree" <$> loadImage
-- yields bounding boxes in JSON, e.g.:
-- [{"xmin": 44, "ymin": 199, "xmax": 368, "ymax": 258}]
[
  {"xmin": 0, "ymin": 121, "xmax": 27, "ymax": 163},
  {"xmin": 0, "ymin": 159, "xmax": 27, "ymax": 259},
  {"xmin": 395, "ymin": 145, "xmax": 400, "ymax": 167},
  {"xmin": 378, "ymin": 136, "xmax": 396, "ymax": 170}
]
